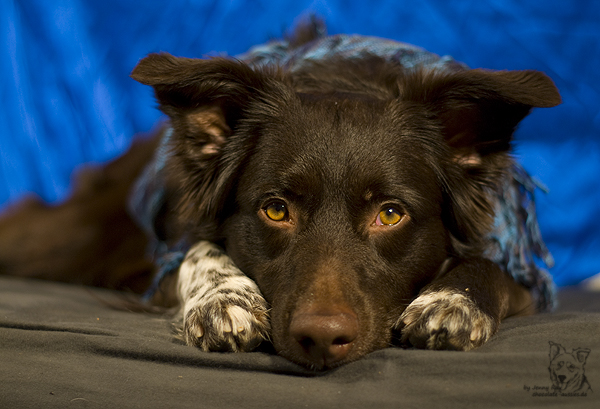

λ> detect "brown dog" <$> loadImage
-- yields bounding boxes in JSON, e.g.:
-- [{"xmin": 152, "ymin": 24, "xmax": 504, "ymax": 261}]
[{"xmin": 0, "ymin": 23, "xmax": 560, "ymax": 370}]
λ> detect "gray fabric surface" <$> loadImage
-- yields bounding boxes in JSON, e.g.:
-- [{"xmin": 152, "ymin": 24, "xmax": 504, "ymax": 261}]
[{"xmin": 1, "ymin": 276, "xmax": 598, "ymax": 408}]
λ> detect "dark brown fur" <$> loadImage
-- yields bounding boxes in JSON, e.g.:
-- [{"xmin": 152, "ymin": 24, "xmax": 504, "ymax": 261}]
[{"xmin": 0, "ymin": 134, "xmax": 159, "ymax": 292}]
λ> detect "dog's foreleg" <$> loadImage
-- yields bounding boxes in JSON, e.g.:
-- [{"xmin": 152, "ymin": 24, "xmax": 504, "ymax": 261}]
[
  {"xmin": 176, "ymin": 241, "xmax": 270, "ymax": 352},
  {"xmin": 397, "ymin": 258, "xmax": 532, "ymax": 351}
]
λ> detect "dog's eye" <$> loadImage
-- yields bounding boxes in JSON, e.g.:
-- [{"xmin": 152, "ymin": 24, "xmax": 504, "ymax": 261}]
[
  {"xmin": 375, "ymin": 207, "xmax": 403, "ymax": 226},
  {"xmin": 264, "ymin": 201, "xmax": 289, "ymax": 222}
]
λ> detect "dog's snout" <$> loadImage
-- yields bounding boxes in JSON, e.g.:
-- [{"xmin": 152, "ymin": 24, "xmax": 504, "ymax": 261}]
[{"xmin": 289, "ymin": 311, "xmax": 359, "ymax": 368}]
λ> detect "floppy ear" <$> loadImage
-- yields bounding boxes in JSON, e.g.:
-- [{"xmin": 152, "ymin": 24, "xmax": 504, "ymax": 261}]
[
  {"xmin": 403, "ymin": 69, "xmax": 561, "ymax": 161},
  {"xmin": 131, "ymin": 53, "xmax": 287, "ymax": 236},
  {"xmin": 402, "ymin": 68, "xmax": 561, "ymax": 253},
  {"xmin": 131, "ymin": 53, "xmax": 278, "ymax": 154},
  {"xmin": 548, "ymin": 341, "xmax": 563, "ymax": 362}
]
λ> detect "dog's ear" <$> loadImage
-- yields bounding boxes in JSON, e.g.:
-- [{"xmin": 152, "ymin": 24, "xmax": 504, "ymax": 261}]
[
  {"xmin": 401, "ymin": 69, "xmax": 560, "ymax": 252},
  {"xmin": 548, "ymin": 341, "xmax": 564, "ymax": 362},
  {"xmin": 131, "ymin": 53, "xmax": 287, "ymax": 236},
  {"xmin": 574, "ymin": 348, "xmax": 591, "ymax": 364},
  {"xmin": 402, "ymin": 69, "xmax": 561, "ymax": 162},
  {"xmin": 131, "ymin": 53, "xmax": 278, "ymax": 153}
]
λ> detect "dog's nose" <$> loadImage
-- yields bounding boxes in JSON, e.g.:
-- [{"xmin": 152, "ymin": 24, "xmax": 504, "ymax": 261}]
[{"xmin": 289, "ymin": 311, "xmax": 359, "ymax": 368}]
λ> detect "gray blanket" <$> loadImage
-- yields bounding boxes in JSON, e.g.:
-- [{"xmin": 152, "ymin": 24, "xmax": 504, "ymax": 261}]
[{"xmin": 1, "ymin": 276, "xmax": 598, "ymax": 408}]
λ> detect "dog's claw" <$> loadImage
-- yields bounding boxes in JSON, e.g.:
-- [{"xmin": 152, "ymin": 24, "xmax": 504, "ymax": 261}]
[
  {"xmin": 469, "ymin": 327, "xmax": 481, "ymax": 342},
  {"xmin": 398, "ymin": 289, "xmax": 497, "ymax": 351}
]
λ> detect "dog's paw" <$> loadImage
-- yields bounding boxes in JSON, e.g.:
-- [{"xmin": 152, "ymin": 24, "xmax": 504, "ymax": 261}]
[
  {"xmin": 398, "ymin": 289, "xmax": 497, "ymax": 351},
  {"xmin": 175, "ymin": 241, "xmax": 270, "ymax": 352},
  {"xmin": 179, "ymin": 276, "xmax": 270, "ymax": 352}
]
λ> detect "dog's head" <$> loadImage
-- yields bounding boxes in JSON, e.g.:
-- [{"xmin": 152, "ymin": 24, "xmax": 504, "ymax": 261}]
[
  {"xmin": 548, "ymin": 342, "xmax": 590, "ymax": 392},
  {"xmin": 132, "ymin": 54, "xmax": 560, "ymax": 369}
]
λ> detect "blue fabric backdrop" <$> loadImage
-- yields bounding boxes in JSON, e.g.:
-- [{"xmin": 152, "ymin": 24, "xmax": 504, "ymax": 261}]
[{"xmin": 1, "ymin": 0, "xmax": 599, "ymax": 286}]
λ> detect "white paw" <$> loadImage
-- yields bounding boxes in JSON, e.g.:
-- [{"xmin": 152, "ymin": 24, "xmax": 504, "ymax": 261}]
[
  {"xmin": 181, "ymin": 280, "xmax": 270, "ymax": 352},
  {"xmin": 398, "ymin": 289, "xmax": 496, "ymax": 351},
  {"xmin": 176, "ymin": 241, "xmax": 270, "ymax": 352}
]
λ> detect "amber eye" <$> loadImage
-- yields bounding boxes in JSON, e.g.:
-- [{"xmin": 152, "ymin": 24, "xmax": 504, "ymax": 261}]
[
  {"xmin": 264, "ymin": 201, "xmax": 289, "ymax": 222},
  {"xmin": 375, "ymin": 207, "xmax": 403, "ymax": 226}
]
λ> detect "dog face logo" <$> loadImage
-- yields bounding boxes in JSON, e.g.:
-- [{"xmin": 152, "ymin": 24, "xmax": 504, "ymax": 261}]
[{"xmin": 548, "ymin": 342, "xmax": 592, "ymax": 393}]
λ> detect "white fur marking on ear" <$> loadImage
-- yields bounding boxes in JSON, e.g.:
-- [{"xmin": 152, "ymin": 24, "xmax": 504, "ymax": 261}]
[
  {"xmin": 200, "ymin": 142, "xmax": 224, "ymax": 155},
  {"xmin": 185, "ymin": 106, "xmax": 231, "ymax": 155},
  {"xmin": 454, "ymin": 152, "xmax": 482, "ymax": 167},
  {"xmin": 188, "ymin": 105, "xmax": 229, "ymax": 128}
]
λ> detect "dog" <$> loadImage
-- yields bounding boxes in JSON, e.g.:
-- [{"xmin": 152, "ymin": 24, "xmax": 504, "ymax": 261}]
[
  {"xmin": 549, "ymin": 342, "xmax": 592, "ymax": 393},
  {"xmin": 0, "ymin": 22, "xmax": 560, "ymax": 370}
]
